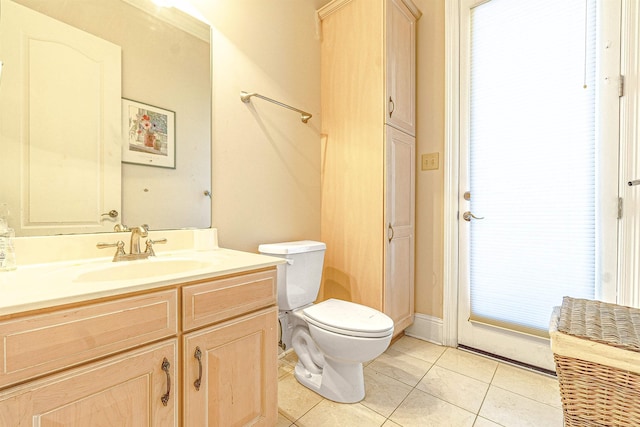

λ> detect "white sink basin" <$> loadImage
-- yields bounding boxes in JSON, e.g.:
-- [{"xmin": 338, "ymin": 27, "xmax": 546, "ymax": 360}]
[{"xmin": 73, "ymin": 258, "xmax": 216, "ymax": 282}]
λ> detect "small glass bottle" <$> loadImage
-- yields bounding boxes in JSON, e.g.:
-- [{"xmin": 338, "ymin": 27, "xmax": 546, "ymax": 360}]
[{"xmin": 0, "ymin": 226, "xmax": 16, "ymax": 271}]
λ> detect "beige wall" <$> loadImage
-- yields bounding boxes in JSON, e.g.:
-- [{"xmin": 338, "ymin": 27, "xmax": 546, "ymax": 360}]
[
  {"xmin": 196, "ymin": 0, "xmax": 446, "ymax": 319},
  {"xmin": 193, "ymin": 0, "xmax": 324, "ymax": 253},
  {"xmin": 414, "ymin": 0, "xmax": 445, "ymax": 318}
]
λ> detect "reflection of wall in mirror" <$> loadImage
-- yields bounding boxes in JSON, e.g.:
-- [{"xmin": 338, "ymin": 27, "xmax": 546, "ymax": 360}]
[{"xmin": 12, "ymin": 0, "xmax": 212, "ymax": 233}]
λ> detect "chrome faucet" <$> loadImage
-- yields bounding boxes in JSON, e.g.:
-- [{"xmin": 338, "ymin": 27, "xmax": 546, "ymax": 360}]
[{"xmin": 97, "ymin": 224, "xmax": 166, "ymax": 262}]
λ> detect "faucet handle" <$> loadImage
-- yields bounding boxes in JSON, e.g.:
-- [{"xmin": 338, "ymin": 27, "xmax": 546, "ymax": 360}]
[
  {"xmin": 97, "ymin": 240, "xmax": 126, "ymax": 261},
  {"xmin": 145, "ymin": 238, "xmax": 167, "ymax": 257},
  {"xmin": 113, "ymin": 223, "xmax": 129, "ymax": 232}
]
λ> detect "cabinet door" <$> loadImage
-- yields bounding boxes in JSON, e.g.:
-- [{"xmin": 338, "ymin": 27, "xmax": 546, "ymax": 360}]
[
  {"xmin": 385, "ymin": 126, "xmax": 415, "ymax": 333},
  {"xmin": 385, "ymin": 0, "xmax": 417, "ymax": 136},
  {"xmin": 0, "ymin": 340, "xmax": 177, "ymax": 426},
  {"xmin": 183, "ymin": 307, "xmax": 277, "ymax": 427}
]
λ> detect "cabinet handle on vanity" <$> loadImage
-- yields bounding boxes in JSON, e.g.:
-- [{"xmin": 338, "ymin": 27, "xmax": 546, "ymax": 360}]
[
  {"xmin": 389, "ymin": 97, "xmax": 395, "ymax": 118},
  {"xmin": 388, "ymin": 223, "xmax": 395, "ymax": 243},
  {"xmin": 161, "ymin": 357, "xmax": 171, "ymax": 406},
  {"xmin": 194, "ymin": 346, "xmax": 203, "ymax": 391}
]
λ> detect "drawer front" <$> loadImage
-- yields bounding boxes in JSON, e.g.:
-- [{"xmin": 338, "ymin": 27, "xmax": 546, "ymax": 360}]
[
  {"xmin": 0, "ymin": 289, "xmax": 178, "ymax": 388},
  {"xmin": 182, "ymin": 269, "xmax": 276, "ymax": 331}
]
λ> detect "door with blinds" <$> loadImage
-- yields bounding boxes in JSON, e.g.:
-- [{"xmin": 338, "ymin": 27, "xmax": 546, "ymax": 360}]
[{"xmin": 457, "ymin": 0, "xmax": 620, "ymax": 370}]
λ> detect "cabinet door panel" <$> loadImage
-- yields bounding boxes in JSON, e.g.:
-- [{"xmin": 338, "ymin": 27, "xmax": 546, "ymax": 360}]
[
  {"xmin": 385, "ymin": 126, "xmax": 415, "ymax": 332},
  {"xmin": 184, "ymin": 307, "xmax": 277, "ymax": 427},
  {"xmin": 0, "ymin": 340, "xmax": 177, "ymax": 426},
  {"xmin": 385, "ymin": 0, "xmax": 417, "ymax": 135}
]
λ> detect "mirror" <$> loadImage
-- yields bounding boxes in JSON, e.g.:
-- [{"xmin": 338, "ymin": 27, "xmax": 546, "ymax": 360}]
[{"xmin": 0, "ymin": 0, "xmax": 212, "ymax": 236}]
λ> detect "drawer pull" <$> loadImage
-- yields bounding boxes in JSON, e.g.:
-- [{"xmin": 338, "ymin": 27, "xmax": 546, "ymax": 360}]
[
  {"xmin": 194, "ymin": 346, "xmax": 203, "ymax": 391},
  {"xmin": 161, "ymin": 357, "xmax": 171, "ymax": 406}
]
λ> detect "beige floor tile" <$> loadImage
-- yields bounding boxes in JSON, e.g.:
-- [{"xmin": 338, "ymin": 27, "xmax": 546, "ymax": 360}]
[
  {"xmin": 390, "ymin": 336, "xmax": 447, "ymax": 363},
  {"xmin": 473, "ymin": 416, "xmax": 502, "ymax": 427},
  {"xmin": 278, "ymin": 358, "xmax": 294, "ymax": 378},
  {"xmin": 491, "ymin": 363, "xmax": 562, "ymax": 408},
  {"xmin": 295, "ymin": 399, "xmax": 387, "ymax": 427},
  {"xmin": 276, "ymin": 413, "xmax": 294, "ymax": 427},
  {"xmin": 368, "ymin": 349, "xmax": 433, "ymax": 387},
  {"xmin": 283, "ymin": 350, "xmax": 299, "ymax": 365},
  {"xmin": 277, "ymin": 373, "xmax": 323, "ymax": 421},
  {"xmin": 361, "ymin": 367, "xmax": 413, "ymax": 417},
  {"xmin": 389, "ymin": 389, "xmax": 476, "ymax": 427},
  {"xmin": 416, "ymin": 365, "xmax": 490, "ymax": 413},
  {"xmin": 479, "ymin": 385, "xmax": 564, "ymax": 427},
  {"xmin": 382, "ymin": 420, "xmax": 402, "ymax": 427},
  {"xmin": 435, "ymin": 348, "xmax": 498, "ymax": 383}
]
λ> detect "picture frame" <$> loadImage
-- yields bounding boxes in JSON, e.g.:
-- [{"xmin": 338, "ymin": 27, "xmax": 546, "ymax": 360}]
[{"xmin": 122, "ymin": 98, "xmax": 176, "ymax": 169}]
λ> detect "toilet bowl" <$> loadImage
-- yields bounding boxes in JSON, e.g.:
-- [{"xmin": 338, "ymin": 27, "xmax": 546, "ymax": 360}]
[{"xmin": 259, "ymin": 241, "xmax": 394, "ymax": 403}]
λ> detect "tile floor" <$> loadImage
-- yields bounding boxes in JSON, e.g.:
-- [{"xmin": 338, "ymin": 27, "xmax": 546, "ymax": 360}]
[{"xmin": 277, "ymin": 336, "xmax": 564, "ymax": 427}]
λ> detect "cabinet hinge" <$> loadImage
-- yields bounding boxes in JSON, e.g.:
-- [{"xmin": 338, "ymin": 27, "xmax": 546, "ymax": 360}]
[
  {"xmin": 618, "ymin": 197, "xmax": 623, "ymax": 220},
  {"xmin": 619, "ymin": 75, "xmax": 625, "ymax": 98}
]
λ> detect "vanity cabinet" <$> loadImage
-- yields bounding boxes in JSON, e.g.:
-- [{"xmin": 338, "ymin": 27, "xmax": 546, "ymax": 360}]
[
  {"xmin": 0, "ymin": 266, "xmax": 278, "ymax": 426},
  {"xmin": 318, "ymin": 0, "xmax": 419, "ymax": 335}
]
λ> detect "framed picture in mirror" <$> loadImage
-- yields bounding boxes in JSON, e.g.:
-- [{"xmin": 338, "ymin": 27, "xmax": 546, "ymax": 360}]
[{"xmin": 122, "ymin": 98, "xmax": 176, "ymax": 169}]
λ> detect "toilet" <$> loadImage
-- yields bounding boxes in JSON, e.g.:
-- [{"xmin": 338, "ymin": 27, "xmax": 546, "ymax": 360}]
[{"xmin": 258, "ymin": 240, "xmax": 394, "ymax": 403}]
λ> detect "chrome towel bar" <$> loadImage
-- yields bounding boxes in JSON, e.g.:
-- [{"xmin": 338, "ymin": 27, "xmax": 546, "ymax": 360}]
[{"xmin": 240, "ymin": 91, "xmax": 312, "ymax": 123}]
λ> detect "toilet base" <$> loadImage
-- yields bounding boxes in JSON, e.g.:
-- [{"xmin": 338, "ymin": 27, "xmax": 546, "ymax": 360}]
[{"xmin": 294, "ymin": 358, "xmax": 365, "ymax": 403}]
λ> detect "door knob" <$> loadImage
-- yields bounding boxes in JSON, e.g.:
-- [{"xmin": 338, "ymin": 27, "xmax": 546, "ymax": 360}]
[
  {"xmin": 101, "ymin": 209, "xmax": 119, "ymax": 218},
  {"xmin": 463, "ymin": 211, "xmax": 484, "ymax": 222}
]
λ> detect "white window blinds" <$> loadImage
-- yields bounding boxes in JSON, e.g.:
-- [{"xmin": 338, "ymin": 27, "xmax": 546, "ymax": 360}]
[{"xmin": 468, "ymin": 0, "xmax": 598, "ymax": 336}]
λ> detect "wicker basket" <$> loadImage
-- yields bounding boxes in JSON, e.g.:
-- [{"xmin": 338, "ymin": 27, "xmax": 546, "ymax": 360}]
[{"xmin": 550, "ymin": 297, "xmax": 640, "ymax": 427}]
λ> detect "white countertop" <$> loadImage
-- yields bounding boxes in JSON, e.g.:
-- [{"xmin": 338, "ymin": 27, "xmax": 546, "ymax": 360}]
[{"xmin": 0, "ymin": 229, "xmax": 285, "ymax": 317}]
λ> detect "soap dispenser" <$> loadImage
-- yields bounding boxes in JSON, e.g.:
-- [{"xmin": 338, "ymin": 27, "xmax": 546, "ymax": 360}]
[{"xmin": 0, "ymin": 204, "xmax": 16, "ymax": 271}]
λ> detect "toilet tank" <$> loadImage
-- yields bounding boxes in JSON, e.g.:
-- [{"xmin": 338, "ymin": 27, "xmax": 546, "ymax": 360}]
[{"xmin": 258, "ymin": 240, "xmax": 326, "ymax": 310}]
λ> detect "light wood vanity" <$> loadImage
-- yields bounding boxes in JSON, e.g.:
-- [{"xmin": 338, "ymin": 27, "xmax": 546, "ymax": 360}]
[{"xmin": 0, "ymin": 248, "xmax": 280, "ymax": 426}]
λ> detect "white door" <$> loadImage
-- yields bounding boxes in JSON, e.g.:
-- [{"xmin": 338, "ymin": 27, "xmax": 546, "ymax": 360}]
[
  {"xmin": 0, "ymin": 0, "xmax": 121, "ymax": 236},
  {"xmin": 458, "ymin": 0, "xmax": 620, "ymax": 370}
]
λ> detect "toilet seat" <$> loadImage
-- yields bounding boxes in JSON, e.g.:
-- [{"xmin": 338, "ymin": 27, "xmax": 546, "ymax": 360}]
[{"xmin": 302, "ymin": 299, "xmax": 394, "ymax": 338}]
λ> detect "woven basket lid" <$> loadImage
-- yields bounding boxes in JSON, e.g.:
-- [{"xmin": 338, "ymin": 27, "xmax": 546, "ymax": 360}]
[{"xmin": 558, "ymin": 296, "xmax": 640, "ymax": 353}]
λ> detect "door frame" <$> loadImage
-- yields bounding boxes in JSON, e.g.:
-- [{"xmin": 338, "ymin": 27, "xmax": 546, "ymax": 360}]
[{"xmin": 442, "ymin": 0, "xmax": 637, "ymax": 347}]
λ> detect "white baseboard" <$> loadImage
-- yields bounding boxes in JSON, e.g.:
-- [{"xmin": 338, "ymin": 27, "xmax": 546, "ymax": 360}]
[{"xmin": 404, "ymin": 313, "xmax": 444, "ymax": 346}]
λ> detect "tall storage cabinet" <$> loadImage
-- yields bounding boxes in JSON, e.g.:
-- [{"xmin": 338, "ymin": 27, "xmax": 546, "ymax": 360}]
[{"xmin": 318, "ymin": 0, "xmax": 419, "ymax": 335}]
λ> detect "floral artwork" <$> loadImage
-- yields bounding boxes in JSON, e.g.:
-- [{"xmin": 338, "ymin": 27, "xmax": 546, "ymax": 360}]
[{"xmin": 122, "ymin": 99, "xmax": 175, "ymax": 168}]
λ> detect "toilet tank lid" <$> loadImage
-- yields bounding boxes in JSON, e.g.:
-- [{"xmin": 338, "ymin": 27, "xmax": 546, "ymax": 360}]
[{"xmin": 258, "ymin": 240, "xmax": 326, "ymax": 255}]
